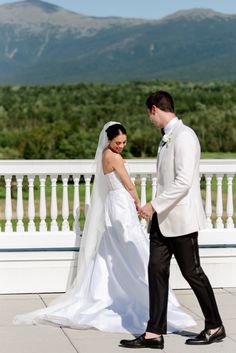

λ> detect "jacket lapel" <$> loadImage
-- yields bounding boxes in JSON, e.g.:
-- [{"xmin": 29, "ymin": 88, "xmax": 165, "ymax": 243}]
[{"xmin": 156, "ymin": 120, "xmax": 183, "ymax": 173}]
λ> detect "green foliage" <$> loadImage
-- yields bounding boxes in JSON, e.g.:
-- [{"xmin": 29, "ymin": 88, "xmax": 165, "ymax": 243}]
[{"xmin": 0, "ymin": 80, "xmax": 236, "ymax": 159}]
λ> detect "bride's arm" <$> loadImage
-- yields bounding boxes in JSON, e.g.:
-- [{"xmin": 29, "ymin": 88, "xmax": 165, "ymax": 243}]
[{"xmin": 112, "ymin": 154, "xmax": 141, "ymax": 208}]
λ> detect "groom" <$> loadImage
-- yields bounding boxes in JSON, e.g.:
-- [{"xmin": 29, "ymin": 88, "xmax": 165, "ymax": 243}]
[{"xmin": 120, "ymin": 91, "xmax": 225, "ymax": 349}]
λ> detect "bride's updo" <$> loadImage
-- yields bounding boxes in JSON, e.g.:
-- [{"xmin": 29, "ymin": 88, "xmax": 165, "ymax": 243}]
[{"xmin": 106, "ymin": 124, "xmax": 127, "ymax": 140}]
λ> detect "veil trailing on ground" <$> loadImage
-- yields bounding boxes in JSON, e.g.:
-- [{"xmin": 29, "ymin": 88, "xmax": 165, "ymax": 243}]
[{"xmin": 14, "ymin": 121, "xmax": 121, "ymax": 324}]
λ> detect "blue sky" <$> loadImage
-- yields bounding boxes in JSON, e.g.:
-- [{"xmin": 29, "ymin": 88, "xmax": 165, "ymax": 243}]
[{"xmin": 0, "ymin": 0, "xmax": 236, "ymax": 19}]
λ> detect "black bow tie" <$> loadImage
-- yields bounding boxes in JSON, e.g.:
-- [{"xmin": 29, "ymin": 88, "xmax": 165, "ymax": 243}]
[{"xmin": 161, "ymin": 128, "xmax": 165, "ymax": 136}]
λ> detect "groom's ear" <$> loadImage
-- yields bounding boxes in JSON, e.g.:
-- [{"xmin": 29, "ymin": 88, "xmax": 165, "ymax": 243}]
[{"xmin": 151, "ymin": 105, "xmax": 158, "ymax": 114}]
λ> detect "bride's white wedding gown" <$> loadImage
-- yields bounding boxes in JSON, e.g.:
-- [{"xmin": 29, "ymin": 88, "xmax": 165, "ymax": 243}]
[{"xmin": 14, "ymin": 169, "xmax": 196, "ymax": 333}]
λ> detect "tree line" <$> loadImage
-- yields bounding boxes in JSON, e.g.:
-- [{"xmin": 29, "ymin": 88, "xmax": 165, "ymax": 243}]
[{"xmin": 0, "ymin": 80, "xmax": 236, "ymax": 160}]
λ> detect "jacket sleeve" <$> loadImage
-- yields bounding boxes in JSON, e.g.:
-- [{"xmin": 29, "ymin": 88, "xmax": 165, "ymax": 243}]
[{"xmin": 151, "ymin": 131, "xmax": 198, "ymax": 215}]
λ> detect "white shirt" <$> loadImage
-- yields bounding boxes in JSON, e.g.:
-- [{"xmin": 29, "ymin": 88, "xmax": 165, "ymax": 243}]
[{"xmin": 163, "ymin": 117, "xmax": 179, "ymax": 135}]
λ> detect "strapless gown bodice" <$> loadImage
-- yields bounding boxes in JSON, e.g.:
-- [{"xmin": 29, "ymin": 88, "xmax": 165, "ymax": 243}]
[{"xmin": 105, "ymin": 171, "xmax": 125, "ymax": 191}]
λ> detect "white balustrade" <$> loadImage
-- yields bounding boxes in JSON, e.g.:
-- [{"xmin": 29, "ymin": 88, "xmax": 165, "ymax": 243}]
[
  {"xmin": 0, "ymin": 159, "xmax": 235, "ymax": 236},
  {"xmin": 1, "ymin": 159, "xmax": 236, "ymax": 294}
]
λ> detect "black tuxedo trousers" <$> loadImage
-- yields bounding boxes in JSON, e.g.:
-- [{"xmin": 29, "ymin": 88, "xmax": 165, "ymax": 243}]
[{"xmin": 146, "ymin": 213, "xmax": 222, "ymax": 334}]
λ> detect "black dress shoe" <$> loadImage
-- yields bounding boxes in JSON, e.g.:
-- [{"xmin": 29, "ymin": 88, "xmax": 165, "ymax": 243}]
[
  {"xmin": 120, "ymin": 333, "xmax": 164, "ymax": 349},
  {"xmin": 185, "ymin": 325, "xmax": 226, "ymax": 345}
]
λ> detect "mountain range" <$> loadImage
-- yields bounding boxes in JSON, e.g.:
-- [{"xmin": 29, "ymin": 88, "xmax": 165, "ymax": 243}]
[{"xmin": 0, "ymin": 0, "xmax": 236, "ymax": 84}]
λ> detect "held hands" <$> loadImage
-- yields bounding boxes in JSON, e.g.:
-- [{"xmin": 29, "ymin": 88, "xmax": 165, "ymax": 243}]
[
  {"xmin": 135, "ymin": 202, "xmax": 154, "ymax": 220},
  {"xmin": 135, "ymin": 201, "xmax": 143, "ymax": 214}
]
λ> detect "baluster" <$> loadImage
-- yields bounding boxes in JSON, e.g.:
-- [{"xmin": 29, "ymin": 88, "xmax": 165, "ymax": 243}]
[
  {"xmin": 140, "ymin": 176, "xmax": 147, "ymax": 228},
  {"xmin": 62, "ymin": 174, "xmax": 69, "ymax": 231},
  {"xmin": 0, "ymin": 197, "xmax": 1, "ymax": 232},
  {"xmin": 73, "ymin": 174, "xmax": 80, "ymax": 235},
  {"xmin": 5, "ymin": 175, "xmax": 13, "ymax": 232},
  {"xmin": 205, "ymin": 174, "xmax": 213, "ymax": 228},
  {"xmin": 84, "ymin": 174, "xmax": 92, "ymax": 217},
  {"xmin": 131, "ymin": 175, "xmax": 137, "ymax": 207},
  {"xmin": 28, "ymin": 175, "xmax": 36, "ymax": 232},
  {"xmin": 50, "ymin": 175, "xmax": 58, "ymax": 232},
  {"xmin": 226, "ymin": 174, "xmax": 234, "ymax": 228},
  {"xmin": 151, "ymin": 175, "xmax": 157, "ymax": 200},
  {"xmin": 131, "ymin": 175, "xmax": 136, "ymax": 185},
  {"xmin": 39, "ymin": 175, "xmax": 47, "ymax": 232},
  {"xmin": 215, "ymin": 174, "xmax": 224, "ymax": 229},
  {"xmin": 16, "ymin": 175, "xmax": 24, "ymax": 232},
  {"xmin": 140, "ymin": 176, "xmax": 147, "ymax": 206}
]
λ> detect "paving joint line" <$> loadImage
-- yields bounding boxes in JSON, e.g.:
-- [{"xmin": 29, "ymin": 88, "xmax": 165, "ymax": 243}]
[
  {"xmin": 39, "ymin": 294, "xmax": 79, "ymax": 353},
  {"xmin": 224, "ymin": 288, "xmax": 236, "ymax": 296},
  {"xmin": 62, "ymin": 328, "xmax": 80, "ymax": 353}
]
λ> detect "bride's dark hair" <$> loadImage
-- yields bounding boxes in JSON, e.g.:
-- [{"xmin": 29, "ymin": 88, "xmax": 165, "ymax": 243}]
[{"xmin": 106, "ymin": 123, "xmax": 127, "ymax": 140}]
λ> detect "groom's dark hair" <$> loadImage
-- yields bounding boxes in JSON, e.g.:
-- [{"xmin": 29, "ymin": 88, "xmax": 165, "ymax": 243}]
[{"xmin": 146, "ymin": 91, "xmax": 175, "ymax": 113}]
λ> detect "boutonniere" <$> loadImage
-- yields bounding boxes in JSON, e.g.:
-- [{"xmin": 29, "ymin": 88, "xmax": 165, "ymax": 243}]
[{"xmin": 162, "ymin": 133, "xmax": 172, "ymax": 145}]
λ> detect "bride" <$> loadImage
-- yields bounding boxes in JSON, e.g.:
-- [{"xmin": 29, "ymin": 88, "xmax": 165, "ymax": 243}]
[{"xmin": 14, "ymin": 121, "xmax": 196, "ymax": 333}]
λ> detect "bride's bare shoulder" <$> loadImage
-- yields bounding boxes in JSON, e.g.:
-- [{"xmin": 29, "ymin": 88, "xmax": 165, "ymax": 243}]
[
  {"xmin": 102, "ymin": 150, "xmax": 124, "ymax": 175},
  {"xmin": 102, "ymin": 148, "xmax": 112, "ymax": 161},
  {"xmin": 103, "ymin": 148, "xmax": 123, "ymax": 162}
]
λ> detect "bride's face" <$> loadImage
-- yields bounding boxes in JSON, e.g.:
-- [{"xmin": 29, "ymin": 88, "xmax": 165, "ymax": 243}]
[{"xmin": 109, "ymin": 134, "xmax": 127, "ymax": 154}]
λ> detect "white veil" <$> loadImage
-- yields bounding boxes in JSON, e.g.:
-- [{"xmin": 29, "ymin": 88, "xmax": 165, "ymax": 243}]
[
  {"xmin": 14, "ymin": 121, "xmax": 120, "ymax": 324},
  {"xmin": 71, "ymin": 120, "xmax": 120, "ymax": 288}
]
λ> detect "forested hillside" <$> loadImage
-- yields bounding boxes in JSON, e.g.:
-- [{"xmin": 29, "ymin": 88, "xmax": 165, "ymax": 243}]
[{"xmin": 0, "ymin": 80, "xmax": 235, "ymax": 159}]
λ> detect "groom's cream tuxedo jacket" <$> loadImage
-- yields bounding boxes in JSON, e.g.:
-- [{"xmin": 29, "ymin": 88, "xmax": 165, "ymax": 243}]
[{"xmin": 151, "ymin": 119, "xmax": 207, "ymax": 237}]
